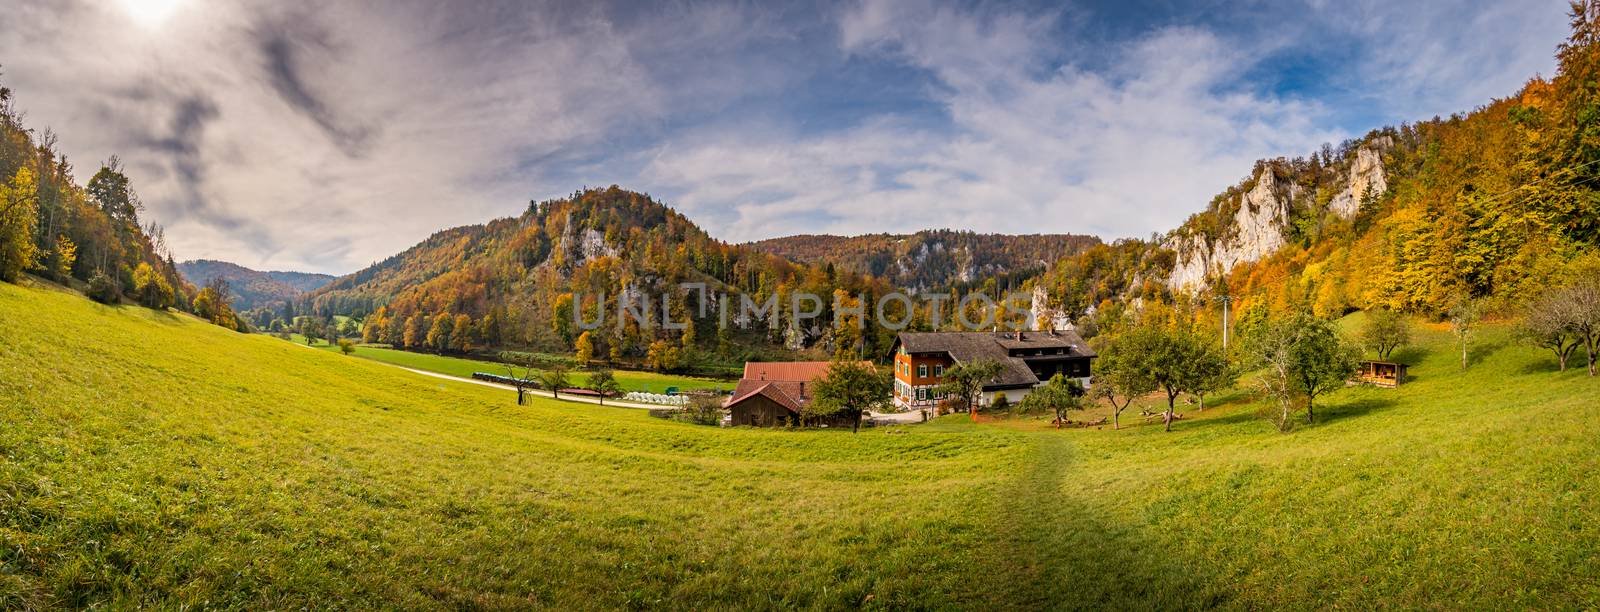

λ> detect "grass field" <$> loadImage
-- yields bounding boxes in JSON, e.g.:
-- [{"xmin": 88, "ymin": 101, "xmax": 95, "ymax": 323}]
[
  {"xmin": 284, "ymin": 335, "xmax": 733, "ymax": 393},
  {"xmin": 3, "ymin": 278, "xmax": 1599, "ymax": 608}
]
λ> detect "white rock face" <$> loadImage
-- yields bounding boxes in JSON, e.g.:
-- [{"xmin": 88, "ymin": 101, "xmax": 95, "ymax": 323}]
[
  {"xmin": 1029, "ymin": 285, "xmax": 1074, "ymax": 331},
  {"xmin": 1166, "ymin": 140, "xmax": 1390, "ymax": 294},
  {"xmin": 1166, "ymin": 166, "xmax": 1296, "ymax": 293},
  {"xmin": 1326, "ymin": 140, "xmax": 1390, "ymax": 219},
  {"xmin": 577, "ymin": 228, "xmax": 616, "ymax": 261}
]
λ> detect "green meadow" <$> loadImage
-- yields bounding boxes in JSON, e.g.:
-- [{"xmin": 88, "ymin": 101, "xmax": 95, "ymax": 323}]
[
  {"xmin": 3, "ymin": 279, "xmax": 1599, "ymax": 608},
  {"xmin": 286, "ymin": 334, "xmax": 733, "ymax": 393}
]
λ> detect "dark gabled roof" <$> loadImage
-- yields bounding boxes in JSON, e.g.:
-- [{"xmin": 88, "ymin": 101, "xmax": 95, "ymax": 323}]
[
  {"xmin": 725, "ymin": 379, "xmax": 807, "ymax": 413},
  {"xmin": 894, "ymin": 330, "xmax": 1094, "ymax": 388}
]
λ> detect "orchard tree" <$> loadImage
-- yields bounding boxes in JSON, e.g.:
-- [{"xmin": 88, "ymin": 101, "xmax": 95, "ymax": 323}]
[
  {"xmin": 538, "ymin": 365, "xmax": 572, "ymax": 399},
  {"xmin": 1246, "ymin": 313, "xmax": 1360, "ymax": 428},
  {"xmin": 1360, "ymin": 309, "xmax": 1412, "ymax": 361},
  {"xmin": 1116, "ymin": 322, "xmax": 1222, "ymax": 431},
  {"xmin": 338, "ymin": 338, "xmax": 356, "ymax": 355},
  {"xmin": 1448, "ymin": 296, "xmax": 1483, "ymax": 370},
  {"xmin": 1024, "ymin": 374, "xmax": 1085, "ymax": 429},
  {"xmin": 1522, "ymin": 290, "xmax": 1583, "ymax": 371},
  {"xmin": 586, "ymin": 368, "xmax": 623, "ymax": 405},
  {"xmin": 809, "ymin": 359, "xmax": 890, "ymax": 432},
  {"xmin": 935, "ymin": 359, "xmax": 1005, "ymax": 419},
  {"xmin": 1090, "ymin": 336, "xmax": 1156, "ymax": 430}
]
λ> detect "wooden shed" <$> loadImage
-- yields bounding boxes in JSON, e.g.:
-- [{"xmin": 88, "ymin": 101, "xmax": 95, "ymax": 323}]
[{"xmin": 1355, "ymin": 361, "xmax": 1408, "ymax": 388}]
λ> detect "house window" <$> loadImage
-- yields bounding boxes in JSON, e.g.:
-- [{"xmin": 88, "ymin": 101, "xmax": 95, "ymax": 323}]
[
  {"xmin": 916, "ymin": 388, "xmax": 926, "ymax": 401},
  {"xmin": 918, "ymin": 364, "xmax": 927, "ymax": 377},
  {"xmin": 935, "ymin": 365, "xmax": 944, "ymax": 377}
]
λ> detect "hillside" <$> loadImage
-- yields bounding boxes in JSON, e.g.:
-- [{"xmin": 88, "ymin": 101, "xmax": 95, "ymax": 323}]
[
  {"xmin": 1033, "ymin": 7, "xmax": 1600, "ymax": 327},
  {"xmin": 5, "ymin": 275, "xmax": 1600, "ymax": 607},
  {"xmin": 177, "ymin": 259, "xmax": 333, "ymax": 310},
  {"xmin": 745, "ymin": 230, "xmax": 1099, "ymax": 293},
  {"xmin": 304, "ymin": 186, "xmax": 905, "ymax": 363}
]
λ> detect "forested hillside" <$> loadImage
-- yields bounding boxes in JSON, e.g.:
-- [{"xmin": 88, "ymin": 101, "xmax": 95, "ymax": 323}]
[
  {"xmin": 303, "ymin": 187, "xmax": 922, "ymax": 370},
  {"xmin": 745, "ymin": 230, "xmax": 1098, "ymax": 293},
  {"xmin": 177, "ymin": 259, "xmax": 332, "ymax": 310},
  {"xmin": 1040, "ymin": 3, "xmax": 1600, "ymax": 327},
  {"xmin": 0, "ymin": 78, "xmax": 202, "ymax": 323}
]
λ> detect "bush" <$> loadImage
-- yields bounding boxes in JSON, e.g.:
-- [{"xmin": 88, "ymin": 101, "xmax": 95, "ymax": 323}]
[
  {"xmin": 338, "ymin": 338, "xmax": 356, "ymax": 355},
  {"xmin": 87, "ymin": 272, "xmax": 120, "ymax": 304}
]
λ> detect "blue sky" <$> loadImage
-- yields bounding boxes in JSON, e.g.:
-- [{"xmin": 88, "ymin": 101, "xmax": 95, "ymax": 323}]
[{"xmin": 0, "ymin": 0, "xmax": 1572, "ymax": 274}]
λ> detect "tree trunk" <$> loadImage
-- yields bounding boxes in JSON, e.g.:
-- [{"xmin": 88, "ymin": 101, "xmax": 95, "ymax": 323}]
[
  {"xmin": 1460, "ymin": 337, "xmax": 1468, "ymax": 370},
  {"xmin": 1589, "ymin": 338, "xmax": 1598, "ymax": 377},
  {"xmin": 1198, "ymin": 394, "xmax": 1205, "ymax": 412},
  {"xmin": 1164, "ymin": 394, "xmax": 1175, "ymax": 432},
  {"xmin": 1305, "ymin": 395, "xmax": 1315, "ymax": 424},
  {"xmin": 1113, "ymin": 406, "xmax": 1120, "ymax": 430},
  {"xmin": 853, "ymin": 412, "xmax": 861, "ymax": 433}
]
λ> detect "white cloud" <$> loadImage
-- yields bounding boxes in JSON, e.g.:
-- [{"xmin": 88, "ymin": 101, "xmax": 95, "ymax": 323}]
[
  {"xmin": 647, "ymin": 1, "xmax": 1344, "ymax": 243},
  {"xmin": 0, "ymin": 0, "xmax": 1573, "ymax": 273}
]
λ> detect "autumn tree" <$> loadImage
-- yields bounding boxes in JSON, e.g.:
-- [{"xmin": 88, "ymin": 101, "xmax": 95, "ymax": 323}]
[
  {"xmin": 426, "ymin": 313, "xmax": 454, "ymax": 352},
  {"xmin": 574, "ymin": 331, "xmax": 595, "ymax": 366},
  {"xmin": 0, "ymin": 167, "xmax": 38, "ymax": 282},
  {"xmin": 132, "ymin": 262, "xmax": 174, "ymax": 309},
  {"xmin": 645, "ymin": 339, "xmax": 680, "ymax": 371},
  {"xmin": 452, "ymin": 313, "xmax": 473, "ymax": 352},
  {"xmin": 403, "ymin": 314, "xmax": 424, "ymax": 349}
]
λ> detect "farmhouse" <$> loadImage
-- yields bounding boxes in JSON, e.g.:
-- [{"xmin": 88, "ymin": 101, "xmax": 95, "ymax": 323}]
[
  {"xmin": 890, "ymin": 330, "xmax": 1094, "ymax": 412},
  {"xmin": 724, "ymin": 361, "xmax": 869, "ymax": 427}
]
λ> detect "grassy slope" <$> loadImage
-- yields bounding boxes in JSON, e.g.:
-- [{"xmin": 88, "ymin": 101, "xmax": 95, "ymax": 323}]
[
  {"xmin": 3, "ymin": 280, "xmax": 1599, "ymax": 608},
  {"xmin": 287, "ymin": 337, "xmax": 733, "ymax": 393}
]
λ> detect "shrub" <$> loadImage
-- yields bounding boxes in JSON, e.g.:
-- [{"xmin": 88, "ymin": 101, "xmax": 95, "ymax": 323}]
[{"xmin": 87, "ymin": 272, "xmax": 120, "ymax": 304}]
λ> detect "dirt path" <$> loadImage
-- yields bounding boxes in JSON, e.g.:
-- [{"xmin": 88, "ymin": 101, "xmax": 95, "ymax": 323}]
[{"xmin": 982, "ymin": 433, "xmax": 1077, "ymax": 608}]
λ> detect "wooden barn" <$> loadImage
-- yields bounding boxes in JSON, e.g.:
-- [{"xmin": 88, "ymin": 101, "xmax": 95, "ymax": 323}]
[
  {"xmin": 1355, "ymin": 361, "xmax": 1408, "ymax": 388},
  {"xmin": 724, "ymin": 361, "xmax": 867, "ymax": 427}
]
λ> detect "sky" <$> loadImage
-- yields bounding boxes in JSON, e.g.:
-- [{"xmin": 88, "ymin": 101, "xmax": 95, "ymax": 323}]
[{"xmin": 0, "ymin": 0, "xmax": 1573, "ymax": 274}]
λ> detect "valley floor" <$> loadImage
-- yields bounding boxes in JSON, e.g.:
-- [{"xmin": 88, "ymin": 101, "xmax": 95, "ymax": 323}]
[{"xmin": 2, "ymin": 279, "xmax": 1598, "ymax": 609}]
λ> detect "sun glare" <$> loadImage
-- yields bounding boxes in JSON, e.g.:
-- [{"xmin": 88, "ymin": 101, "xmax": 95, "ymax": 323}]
[{"xmin": 116, "ymin": 0, "xmax": 183, "ymax": 28}]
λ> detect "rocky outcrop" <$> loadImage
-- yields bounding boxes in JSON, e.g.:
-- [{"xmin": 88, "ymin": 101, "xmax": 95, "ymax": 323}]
[
  {"xmin": 1165, "ymin": 139, "xmax": 1391, "ymax": 294},
  {"xmin": 1166, "ymin": 166, "xmax": 1299, "ymax": 293},
  {"xmin": 1029, "ymin": 285, "xmax": 1074, "ymax": 331},
  {"xmin": 1326, "ymin": 137, "xmax": 1391, "ymax": 219}
]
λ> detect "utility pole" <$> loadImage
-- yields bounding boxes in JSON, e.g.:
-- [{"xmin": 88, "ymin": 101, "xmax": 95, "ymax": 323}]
[{"xmin": 1221, "ymin": 295, "xmax": 1232, "ymax": 351}]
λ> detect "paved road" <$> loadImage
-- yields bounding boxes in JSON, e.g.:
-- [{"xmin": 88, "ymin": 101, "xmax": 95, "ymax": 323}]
[{"xmin": 397, "ymin": 366, "xmax": 666, "ymax": 410}]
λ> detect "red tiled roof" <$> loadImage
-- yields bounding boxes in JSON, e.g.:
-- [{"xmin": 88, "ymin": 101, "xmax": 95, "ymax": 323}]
[
  {"xmin": 728, "ymin": 361, "xmax": 877, "ymax": 413},
  {"xmin": 741, "ymin": 360, "xmax": 872, "ymax": 382},
  {"xmin": 725, "ymin": 379, "xmax": 806, "ymax": 414}
]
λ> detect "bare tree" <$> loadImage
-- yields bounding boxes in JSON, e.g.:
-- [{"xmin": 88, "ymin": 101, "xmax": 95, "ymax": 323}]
[
  {"xmin": 1521, "ymin": 291, "xmax": 1583, "ymax": 372},
  {"xmin": 504, "ymin": 356, "xmax": 540, "ymax": 405},
  {"xmin": 1448, "ymin": 296, "xmax": 1483, "ymax": 370}
]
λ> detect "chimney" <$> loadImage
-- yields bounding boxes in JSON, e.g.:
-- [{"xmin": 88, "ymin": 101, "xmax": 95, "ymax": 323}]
[
  {"xmin": 1015, "ymin": 330, "xmax": 1024, "ymax": 341},
  {"xmin": 799, "ymin": 381, "xmax": 805, "ymax": 397},
  {"xmin": 1049, "ymin": 327, "xmax": 1057, "ymax": 336}
]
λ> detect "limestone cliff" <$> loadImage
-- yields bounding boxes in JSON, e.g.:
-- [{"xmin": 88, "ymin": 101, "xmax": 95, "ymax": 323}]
[{"xmin": 1164, "ymin": 135, "xmax": 1393, "ymax": 294}]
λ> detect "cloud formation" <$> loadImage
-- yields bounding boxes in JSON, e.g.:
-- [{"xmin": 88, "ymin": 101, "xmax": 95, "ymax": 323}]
[{"xmin": 0, "ymin": 0, "xmax": 1571, "ymax": 273}]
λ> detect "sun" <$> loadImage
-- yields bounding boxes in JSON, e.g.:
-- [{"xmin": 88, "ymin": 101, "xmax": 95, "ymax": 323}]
[{"xmin": 115, "ymin": 0, "xmax": 183, "ymax": 28}]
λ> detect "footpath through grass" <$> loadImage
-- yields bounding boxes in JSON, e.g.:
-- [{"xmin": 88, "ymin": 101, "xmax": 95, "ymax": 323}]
[{"xmin": 3, "ymin": 279, "xmax": 1599, "ymax": 608}]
